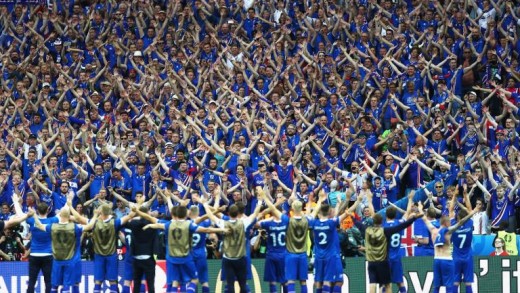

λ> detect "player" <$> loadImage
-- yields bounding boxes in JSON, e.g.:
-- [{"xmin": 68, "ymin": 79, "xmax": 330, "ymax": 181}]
[
  {"xmin": 189, "ymin": 206, "xmax": 212, "ymax": 293},
  {"xmin": 365, "ymin": 208, "xmax": 421, "ymax": 293},
  {"xmin": 451, "ymin": 189, "xmax": 475, "ymax": 293},
  {"xmin": 143, "ymin": 205, "xmax": 227, "ymax": 293},
  {"xmin": 86, "ymin": 204, "xmax": 135, "ymax": 293},
  {"xmin": 418, "ymin": 202, "xmax": 476, "ymax": 293},
  {"xmin": 31, "ymin": 205, "xmax": 96, "ymax": 293},
  {"xmin": 309, "ymin": 191, "xmax": 362, "ymax": 293},
  {"xmin": 256, "ymin": 189, "xmax": 289, "ymax": 293},
  {"xmin": 382, "ymin": 191, "xmax": 415, "ymax": 293},
  {"xmin": 26, "ymin": 202, "xmax": 58, "ymax": 293},
  {"xmin": 203, "ymin": 198, "xmax": 263, "ymax": 293}
]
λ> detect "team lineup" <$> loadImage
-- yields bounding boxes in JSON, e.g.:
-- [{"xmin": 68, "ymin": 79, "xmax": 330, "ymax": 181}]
[{"xmin": 18, "ymin": 185, "xmax": 480, "ymax": 293}]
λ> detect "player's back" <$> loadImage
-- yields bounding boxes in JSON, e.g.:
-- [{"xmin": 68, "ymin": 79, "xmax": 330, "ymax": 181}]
[
  {"xmin": 261, "ymin": 215, "xmax": 289, "ymax": 256},
  {"xmin": 451, "ymin": 218, "xmax": 473, "ymax": 259},
  {"xmin": 310, "ymin": 217, "xmax": 340, "ymax": 259},
  {"xmin": 384, "ymin": 219, "xmax": 404, "ymax": 260},
  {"xmin": 286, "ymin": 215, "xmax": 309, "ymax": 254},
  {"xmin": 191, "ymin": 219, "xmax": 210, "ymax": 258}
]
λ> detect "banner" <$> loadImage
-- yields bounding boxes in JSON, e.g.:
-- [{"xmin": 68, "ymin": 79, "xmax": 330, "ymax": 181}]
[
  {"xmin": 0, "ymin": 256, "xmax": 518, "ymax": 292},
  {"xmin": 0, "ymin": 0, "xmax": 46, "ymax": 4}
]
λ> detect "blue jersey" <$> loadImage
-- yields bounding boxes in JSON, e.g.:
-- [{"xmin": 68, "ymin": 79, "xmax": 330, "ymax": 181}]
[
  {"xmin": 384, "ymin": 219, "xmax": 405, "ymax": 260},
  {"xmin": 451, "ymin": 218, "xmax": 473, "ymax": 259},
  {"xmin": 191, "ymin": 219, "xmax": 211, "ymax": 259},
  {"xmin": 434, "ymin": 227, "xmax": 450, "ymax": 247},
  {"xmin": 260, "ymin": 214, "xmax": 289, "ymax": 255},
  {"xmin": 26, "ymin": 216, "xmax": 59, "ymax": 254},
  {"xmin": 121, "ymin": 228, "xmax": 134, "ymax": 259},
  {"xmin": 309, "ymin": 217, "xmax": 340, "ymax": 259}
]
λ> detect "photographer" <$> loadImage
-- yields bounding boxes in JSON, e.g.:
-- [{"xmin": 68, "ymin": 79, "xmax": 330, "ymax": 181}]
[
  {"xmin": 0, "ymin": 227, "xmax": 25, "ymax": 261},
  {"xmin": 206, "ymin": 233, "xmax": 221, "ymax": 259},
  {"xmin": 251, "ymin": 228, "xmax": 267, "ymax": 258}
]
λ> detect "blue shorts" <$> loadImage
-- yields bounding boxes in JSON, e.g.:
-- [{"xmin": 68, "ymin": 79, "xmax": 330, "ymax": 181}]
[
  {"xmin": 389, "ymin": 258, "xmax": 403, "ymax": 283},
  {"xmin": 52, "ymin": 260, "xmax": 75, "ymax": 287},
  {"xmin": 285, "ymin": 252, "xmax": 308, "ymax": 281},
  {"xmin": 194, "ymin": 256, "xmax": 209, "ymax": 283},
  {"xmin": 124, "ymin": 255, "xmax": 134, "ymax": 281},
  {"xmin": 167, "ymin": 260, "xmax": 198, "ymax": 284},
  {"xmin": 94, "ymin": 253, "xmax": 118, "ymax": 282},
  {"xmin": 454, "ymin": 257, "xmax": 474, "ymax": 283},
  {"xmin": 264, "ymin": 253, "xmax": 286, "ymax": 283},
  {"xmin": 433, "ymin": 258, "xmax": 454, "ymax": 288},
  {"xmin": 314, "ymin": 256, "xmax": 343, "ymax": 283}
]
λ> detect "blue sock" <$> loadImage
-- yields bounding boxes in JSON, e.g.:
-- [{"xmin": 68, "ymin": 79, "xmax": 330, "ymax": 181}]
[
  {"xmin": 224, "ymin": 284, "xmax": 228, "ymax": 293},
  {"xmin": 433, "ymin": 288, "xmax": 440, "ymax": 293},
  {"xmin": 287, "ymin": 283, "xmax": 296, "ymax": 293},
  {"xmin": 246, "ymin": 284, "xmax": 251, "ymax": 293},
  {"xmin": 283, "ymin": 284, "xmax": 288, "ymax": 293},
  {"xmin": 333, "ymin": 285, "xmax": 341, "ymax": 293},
  {"xmin": 140, "ymin": 284, "xmax": 146, "ymax": 293},
  {"xmin": 322, "ymin": 285, "xmax": 330, "ymax": 293},
  {"xmin": 122, "ymin": 285, "xmax": 131, "ymax": 293},
  {"xmin": 382, "ymin": 287, "xmax": 386, "ymax": 293},
  {"xmin": 72, "ymin": 285, "xmax": 79, "ymax": 293},
  {"xmin": 399, "ymin": 286, "xmax": 406, "ymax": 293},
  {"xmin": 110, "ymin": 284, "xmax": 118, "ymax": 293},
  {"xmin": 316, "ymin": 289, "xmax": 322, "ymax": 293},
  {"xmin": 202, "ymin": 286, "xmax": 210, "ymax": 293},
  {"xmin": 270, "ymin": 284, "xmax": 277, "ymax": 293},
  {"xmin": 466, "ymin": 285, "xmax": 473, "ymax": 293},
  {"xmin": 180, "ymin": 283, "xmax": 186, "ymax": 293},
  {"xmin": 51, "ymin": 288, "xmax": 58, "ymax": 293},
  {"xmin": 301, "ymin": 284, "xmax": 307, "ymax": 293},
  {"xmin": 186, "ymin": 282, "xmax": 197, "ymax": 293},
  {"xmin": 94, "ymin": 284, "xmax": 101, "ymax": 293}
]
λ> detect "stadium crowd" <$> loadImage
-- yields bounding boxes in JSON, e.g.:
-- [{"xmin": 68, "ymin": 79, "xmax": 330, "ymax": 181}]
[{"xmin": 0, "ymin": 0, "xmax": 518, "ymax": 267}]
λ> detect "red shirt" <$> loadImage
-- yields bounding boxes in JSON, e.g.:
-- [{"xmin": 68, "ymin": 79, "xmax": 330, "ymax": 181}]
[{"xmin": 490, "ymin": 250, "xmax": 509, "ymax": 256}]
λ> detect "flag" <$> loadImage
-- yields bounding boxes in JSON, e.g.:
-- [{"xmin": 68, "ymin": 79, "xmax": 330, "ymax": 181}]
[{"xmin": 401, "ymin": 224, "xmax": 417, "ymax": 257}]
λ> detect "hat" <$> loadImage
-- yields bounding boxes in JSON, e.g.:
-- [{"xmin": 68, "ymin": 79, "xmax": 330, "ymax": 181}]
[
  {"xmin": 28, "ymin": 134, "xmax": 37, "ymax": 139},
  {"xmin": 42, "ymin": 82, "xmax": 51, "ymax": 88},
  {"xmin": 101, "ymin": 80, "xmax": 111, "ymax": 86},
  {"xmin": 165, "ymin": 142, "xmax": 174, "ymax": 148},
  {"xmin": 468, "ymin": 91, "xmax": 477, "ymax": 96},
  {"xmin": 496, "ymin": 127, "xmax": 506, "ymax": 134},
  {"xmin": 158, "ymin": 10, "xmax": 166, "ymax": 14},
  {"xmin": 133, "ymin": 51, "xmax": 143, "ymax": 57},
  {"xmin": 163, "ymin": 82, "xmax": 171, "ymax": 88},
  {"xmin": 91, "ymin": 91, "xmax": 100, "ymax": 96},
  {"xmin": 54, "ymin": 38, "xmax": 62, "ymax": 46}
]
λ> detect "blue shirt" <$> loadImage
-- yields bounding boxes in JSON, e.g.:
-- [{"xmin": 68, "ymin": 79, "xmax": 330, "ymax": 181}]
[
  {"xmin": 384, "ymin": 218, "xmax": 405, "ymax": 260},
  {"xmin": 26, "ymin": 216, "xmax": 59, "ymax": 254},
  {"xmin": 309, "ymin": 217, "xmax": 340, "ymax": 259},
  {"xmin": 260, "ymin": 214, "xmax": 289, "ymax": 256},
  {"xmin": 451, "ymin": 218, "xmax": 473, "ymax": 259},
  {"xmin": 191, "ymin": 219, "xmax": 211, "ymax": 259}
]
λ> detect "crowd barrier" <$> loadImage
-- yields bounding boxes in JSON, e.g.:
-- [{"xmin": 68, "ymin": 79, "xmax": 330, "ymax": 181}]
[{"xmin": 0, "ymin": 256, "xmax": 518, "ymax": 292}]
